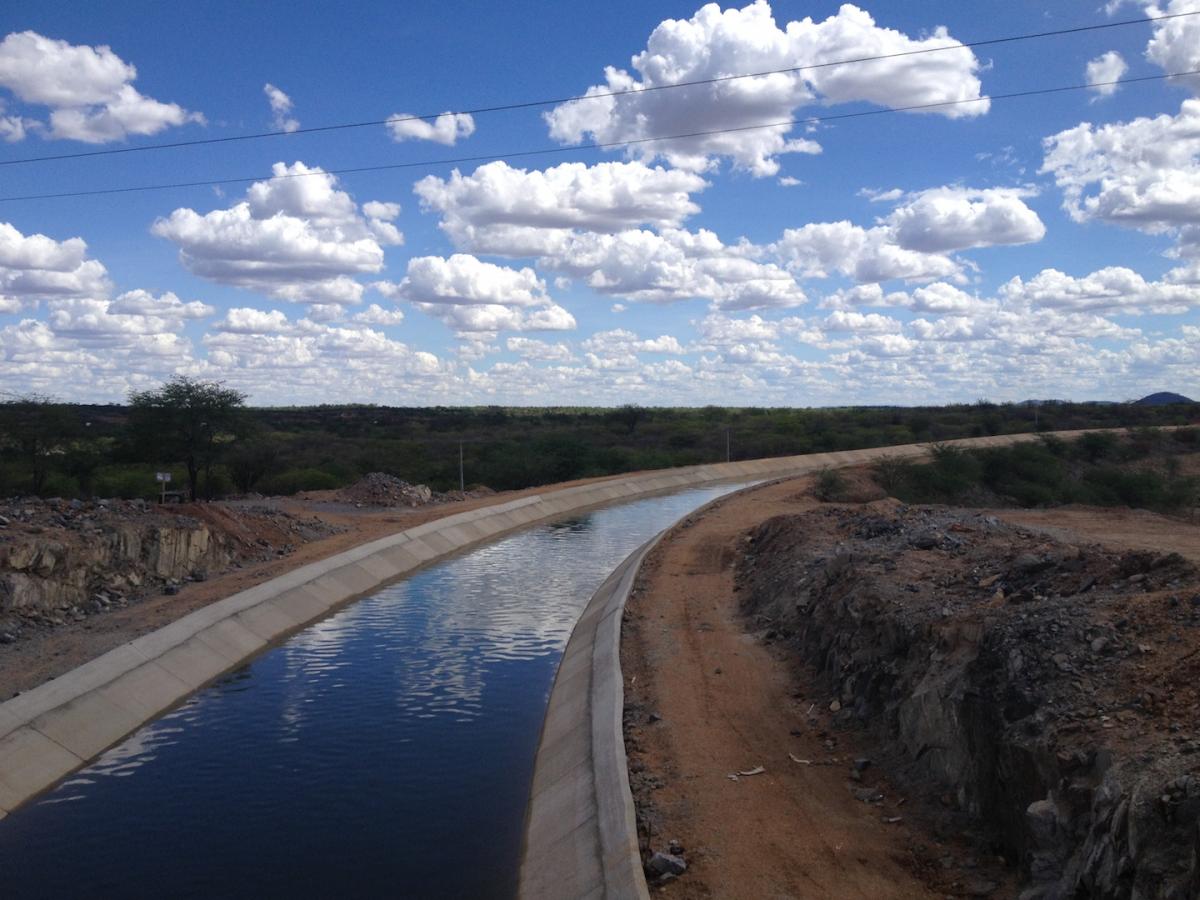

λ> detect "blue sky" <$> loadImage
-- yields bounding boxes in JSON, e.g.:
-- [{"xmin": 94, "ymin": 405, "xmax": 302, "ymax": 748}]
[{"xmin": 0, "ymin": 0, "xmax": 1197, "ymax": 406}]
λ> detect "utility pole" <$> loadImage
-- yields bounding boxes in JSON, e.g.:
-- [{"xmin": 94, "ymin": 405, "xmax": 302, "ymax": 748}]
[
  {"xmin": 725, "ymin": 427, "xmax": 731, "ymax": 463},
  {"xmin": 459, "ymin": 440, "xmax": 465, "ymax": 493}
]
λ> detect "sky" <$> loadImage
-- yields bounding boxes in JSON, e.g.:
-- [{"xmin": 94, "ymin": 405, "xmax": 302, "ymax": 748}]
[{"xmin": 0, "ymin": 0, "xmax": 1197, "ymax": 407}]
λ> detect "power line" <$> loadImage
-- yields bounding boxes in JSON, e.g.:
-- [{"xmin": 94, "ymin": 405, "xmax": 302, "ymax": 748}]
[
  {"xmin": 0, "ymin": 9, "xmax": 1195, "ymax": 169},
  {"xmin": 0, "ymin": 68, "xmax": 1192, "ymax": 204}
]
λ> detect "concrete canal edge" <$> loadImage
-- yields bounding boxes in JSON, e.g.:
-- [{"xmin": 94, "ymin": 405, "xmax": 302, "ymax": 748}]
[
  {"xmin": 518, "ymin": 532, "xmax": 663, "ymax": 900},
  {"xmin": 514, "ymin": 428, "xmax": 1114, "ymax": 899},
  {"xmin": 0, "ymin": 432, "xmax": 1088, "ymax": 819}
]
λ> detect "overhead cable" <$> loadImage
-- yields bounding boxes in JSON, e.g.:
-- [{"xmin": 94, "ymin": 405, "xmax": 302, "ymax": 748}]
[
  {"xmin": 0, "ymin": 9, "xmax": 1194, "ymax": 168},
  {"xmin": 0, "ymin": 69, "xmax": 1193, "ymax": 203}
]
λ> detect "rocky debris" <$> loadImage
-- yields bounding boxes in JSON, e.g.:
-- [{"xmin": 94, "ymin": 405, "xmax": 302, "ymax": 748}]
[
  {"xmin": 438, "ymin": 486, "xmax": 496, "ymax": 503},
  {"xmin": 335, "ymin": 473, "xmax": 433, "ymax": 507},
  {"xmin": 737, "ymin": 502, "xmax": 1200, "ymax": 899},
  {"xmin": 645, "ymin": 850, "xmax": 687, "ymax": 878},
  {"xmin": 334, "ymin": 472, "xmax": 495, "ymax": 507},
  {"xmin": 0, "ymin": 496, "xmax": 343, "ymax": 642}
]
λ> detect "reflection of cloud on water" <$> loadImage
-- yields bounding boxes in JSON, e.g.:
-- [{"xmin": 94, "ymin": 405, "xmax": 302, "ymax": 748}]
[
  {"xmin": 36, "ymin": 690, "xmax": 219, "ymax": 804},
  {"xmin": 358, "ymin": 482, "xmax": 756, "ymax": 720},
  {"xmin": 100, "ymin": 482, "xmax": 759, "ymax": 741},
  {"xmin": 274, "ymin": 611, "xmax": 358, "ymax": 738}
]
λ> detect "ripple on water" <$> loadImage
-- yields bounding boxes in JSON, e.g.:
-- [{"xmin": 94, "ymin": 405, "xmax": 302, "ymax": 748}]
[{"xmin": 0, "ymin": 481, "xmax": 755, "ymax": 900}]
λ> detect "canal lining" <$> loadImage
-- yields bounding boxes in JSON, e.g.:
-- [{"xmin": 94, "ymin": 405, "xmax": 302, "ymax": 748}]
[{"xmin": 0, "ymin": 433, "xmax": 1083, "ymax": 820}]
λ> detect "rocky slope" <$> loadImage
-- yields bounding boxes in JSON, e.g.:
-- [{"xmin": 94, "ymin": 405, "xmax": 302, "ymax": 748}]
[
  {"xmin": 737, "ymin": 501, "xmax": 1200, "ymax": 899},
  {"xmin": 0, "ymin": 497, "xmax": 342, "ymax": 641}
]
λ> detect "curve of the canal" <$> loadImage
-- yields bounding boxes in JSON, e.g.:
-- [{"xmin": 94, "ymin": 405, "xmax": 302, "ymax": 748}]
[{"xmin": 0, "ymin": 480, "xmax": 757, "ymax": 899}]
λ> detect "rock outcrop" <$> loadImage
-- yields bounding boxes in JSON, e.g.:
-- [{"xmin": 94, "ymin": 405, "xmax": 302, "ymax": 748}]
[
  {"xmin": 738, "ymin": 504, "xmax": 1200, "ymax": 899},
  {"xmin": 0, "ymin": 497, "xmax": 342, "ymax": 636}
]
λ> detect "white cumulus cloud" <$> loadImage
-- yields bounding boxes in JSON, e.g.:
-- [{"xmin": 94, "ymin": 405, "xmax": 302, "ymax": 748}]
[
  {"xmin": 1042, "ymin": 99, "xmax": 1200, "ymax": 252},
  {"xmin": 377, "ymin": 254, "xmax": 576, "ymax": 333},
  {"xmin": 108, "ymin": 289, "xmax": 214, "ymax": 320},
  {"xmin": 772, "ymin": 221, "xmax": 961, "ymax": 284},
  {"xmin": 387, "ymin": 111, "xmax": 475, "ymax": 145},
  {"xmin": 0, "ymin": 221, "xmax": 111, "ymax": 308},
  {"xmin": 0, "ymin": 31, "xmax": 202, "ymax": 142},
  {"xmin": 885, "ymin": 186, "xmax": 1045, "ymax": 254},
  {"xmin": 152, "ymin": 161, "xmax": 404, "ymax": 308},
  {"xmin": 414, "ymin": 159, "xmax": 707, "ymax": 255},
  {"xmin": 1085, "ymin": 51, "xmax": 1128, "ymax": 97},
  {"xmin": 1145, "ymin": 0, "xmax": 1200, "ymax": 93},
  {"xmin": 264, "ymin": 83, "xmax": 299, "ymax": 132},
  {"xmin": 545, "ymin": 1, "xmax": 986, "ymax": 177},
  {"xmin": 1000, "ymin": 266, "xmax": 1200, "ymax": 315},
  {"xmin": 545, "ymin": 227, "xmax": 806, "ymax": 310}
]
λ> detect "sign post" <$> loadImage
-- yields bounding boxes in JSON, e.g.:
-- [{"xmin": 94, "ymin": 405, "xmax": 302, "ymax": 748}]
[{"xmin": 155, "ymin": 471, "xmax": 171, "ymax": 504}]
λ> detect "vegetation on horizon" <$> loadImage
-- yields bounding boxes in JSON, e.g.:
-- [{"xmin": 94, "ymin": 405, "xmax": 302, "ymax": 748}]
[
  {"xmin": 876, "ymin": 428, "xmax": 1200, "ymax": 515},
  {"xmin": 0, "ymin": 383, "xmax": 1196, "ymax": 501}
]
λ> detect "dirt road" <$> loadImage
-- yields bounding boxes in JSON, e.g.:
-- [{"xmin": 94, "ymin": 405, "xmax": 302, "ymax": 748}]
[
  {"xmin": 622, "ymin": 477, "xmax": 997, "ymax": 899},
  {"xmin": 620, "ymin": 474, "xmax": 1046, "ymax": 899},
  {"xmin": 620, "ymin": 467, "xmax": 1200, "ymax": 899}
]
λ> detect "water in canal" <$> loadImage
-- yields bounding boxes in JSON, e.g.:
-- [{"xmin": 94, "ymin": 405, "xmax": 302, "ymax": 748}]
[{"xmin": 0, "ymin": 482, "xmax": 754, "ymax": 899}]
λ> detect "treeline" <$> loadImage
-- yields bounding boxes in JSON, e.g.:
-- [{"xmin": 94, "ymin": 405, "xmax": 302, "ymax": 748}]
[
  {"xmin": 1, "ymin": 384, "xmax": 1196, "ymax": 501},
  {"xmin": 875, "ymin": 427, "xmax": 1200, "ymax": 513}
]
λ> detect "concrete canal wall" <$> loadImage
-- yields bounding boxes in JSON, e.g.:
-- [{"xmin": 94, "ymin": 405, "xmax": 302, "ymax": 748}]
[
  {"xmin": 515, "ymin": 430, "xmax": 1111, "ymax": 899},
  {"xmin": 0, "ymin": 432, "xmax": 1076, "ymax": 820}
]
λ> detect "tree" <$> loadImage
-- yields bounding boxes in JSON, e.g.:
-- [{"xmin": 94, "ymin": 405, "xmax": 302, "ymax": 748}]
[
  {"xmin": 0, "ymin": 394, "xmax": 79, "ymax": 494},
  {"xmin": 609, "ymin": 404, "xmax": 647, "ymax": 434},
  {"xmin": 128, "ymin": 377, "xmax": 247, "ymax": 501},
  {"xmin": 227, "ymin": 435, "xmax": 279, "ymax": 494}
]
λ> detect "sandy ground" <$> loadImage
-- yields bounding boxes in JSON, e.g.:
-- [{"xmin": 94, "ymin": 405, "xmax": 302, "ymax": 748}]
[
  {"xmin": 989, "ymin": 505, "xmax": 1200, "ymax": 565},
  {"xmin": 0, "ymin": 473, "xmax": 630, "ymax": 699},
  {"xmin": 622, "ymin": 476, "xmax": 998, "ymax": 899},
  {"xmin": 620, "ymin": 468, "xmax": 1200, "ymax": 898}
]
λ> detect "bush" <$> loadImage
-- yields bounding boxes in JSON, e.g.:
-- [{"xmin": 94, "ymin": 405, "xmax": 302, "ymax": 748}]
[
  {"xmin": 873, "ymin": 456, "xmax": 911, "ymax": 494},
  {"xmin": 979, "ymin": 443, "xmax": 1066, "ymax": 506},
  {"xmin": 0, "ymin": 461, "xmax": 29, "ymax": 497},
  {"xmin": 93, "ymin": 465, "xmax": 173, "ymax": 500},
  {"xmin": 40, "ymin": 473, "xmax": 82, "ymax": 499},
  {"xmin": 1037, "ymin": 434, "xmax": 1069, "ymax": 457},
  {"xmin": 814, "ymin": 467, "xmax": 847, "ymax": 501},
  {"xmin": 1173, "ymin": 427, "xmax": 1199, "ymax": 446},
  {"xmin": 1122, "ymin": 427, "xmax": 1166, "ymax": 461},
  {"xmin": 1082, "ymin": 467, "xmax": 1172, "ymax": 509},
  {"xmin": 1075, "ymin": 431, "xmax": 1118, "ymax": 463},
  {"xmin": 200, "ymin": 466, "xmax": 234, "ymax": 499}
]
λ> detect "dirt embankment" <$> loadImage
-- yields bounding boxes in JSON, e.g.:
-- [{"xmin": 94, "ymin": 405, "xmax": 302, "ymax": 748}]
[{"xmin": 624, "ymin": 472, "xmax": 1200, "ymax": 899}]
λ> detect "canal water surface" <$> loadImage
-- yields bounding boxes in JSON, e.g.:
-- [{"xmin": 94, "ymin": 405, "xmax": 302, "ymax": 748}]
[{"xmin": 0, "ymin": 481, "xmax": 754, "ymax": 899}]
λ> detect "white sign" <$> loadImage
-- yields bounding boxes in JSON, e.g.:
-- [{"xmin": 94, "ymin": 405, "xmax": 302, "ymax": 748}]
[{"xmin": 155, "ymin": 472, "xmax": 172, "ymax": 482}]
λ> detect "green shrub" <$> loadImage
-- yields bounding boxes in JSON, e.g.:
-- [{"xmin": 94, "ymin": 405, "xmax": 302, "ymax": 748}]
[
  {"xmin": 1122, "ymin": 426, "xmax": 1166, "ymax": 460},
  {"xmin": 1075, "ymin": 431, "xmax": 1118, "ymax": 463},
  {"xmin": 1081, "ymin": 467, "xmax": 1170, "ymax": 509},
  {"xmin": 40, "ymin": 473, "xmax": 82, "ymax": 498},
  {"xmin": 1037, "ymin": 434, "xmax": 1068, "ymax": 457},
  {"xmin": 872, "ymin": 456, "xmax": 911, "ymax": 494},
  {"xmin": 93, "ymin": 465, "xmax": 168, "ymax": 499},
  {"xmin": 200, "ymin": 466, "xmax": 234, "ymax": 499},
  {"xmin": 0, "ymin": 461, "xmax": 29, "ymax": 496},
  {"xmin": 814, "ymin": 467, "xmax": 847, "ymax": 501},
  {"xmin": 1173, "ymin": 427, "xmax": 1199, "ymax": 446}
]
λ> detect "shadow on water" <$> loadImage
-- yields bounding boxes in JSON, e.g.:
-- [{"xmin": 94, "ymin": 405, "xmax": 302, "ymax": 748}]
[{"xmin": 0, "ymin": 481, "xmax": 756, "ymax": 900}]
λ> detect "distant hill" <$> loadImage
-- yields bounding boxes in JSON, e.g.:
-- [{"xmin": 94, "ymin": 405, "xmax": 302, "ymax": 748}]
[{"xmin": 1133, "ymin": 392, "xmax": 1195, "ymax": 406}]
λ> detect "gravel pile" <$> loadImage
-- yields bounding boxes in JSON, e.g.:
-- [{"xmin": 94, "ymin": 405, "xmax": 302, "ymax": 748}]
[{"xmin": 336, "ymin": 473, "xmax": 435, "ymax": 507}]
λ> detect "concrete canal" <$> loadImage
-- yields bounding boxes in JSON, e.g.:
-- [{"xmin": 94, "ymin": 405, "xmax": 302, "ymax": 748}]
[{"xmin": 0, "ymin": 481, "xmax": 755, "ymax": 899}]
